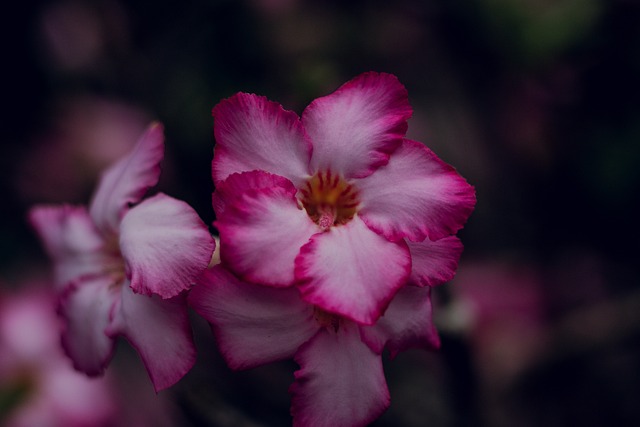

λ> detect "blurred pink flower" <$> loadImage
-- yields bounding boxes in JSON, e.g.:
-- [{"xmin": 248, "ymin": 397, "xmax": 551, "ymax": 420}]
[
  {"xmin": 447, "ymin": 261, "xmax": 547, "ymax": 385},
  {"xmin": 38, "ymin": 0, "xmax": 129, "ymax": 72},
  {"xmin": 0, "ymin": 287, "xmax": 116, "ymax": 427},
  {"xmin": 29, "ymin": 123, "xmax": 215, "ymax": 391},
  {"xmin": 17, "ymin": 97, "xmax": 152, "ymax": 203},
  {"xmin": 211, "ymin": 71, "xmax": 475, "ymax": 325},
  {"xmin": 190, "ymin": 264, "xmax": 440, "ymax": 427}
]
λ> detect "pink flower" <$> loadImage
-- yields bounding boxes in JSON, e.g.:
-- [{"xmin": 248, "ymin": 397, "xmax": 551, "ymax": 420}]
[
  {"xmin": 0, "ymin": 287, "xmax": 116, "ymax": 427},
  {"xmin": 29, "ymin": 123, "xmax": 215, "ymax": 391},
  {"xmin": 189, "ymin": 264, "xmax": 440, "ymax": 427},
  {"xmin": 211, "ymin": 72, "xmax": 475, "ymax": 325}
]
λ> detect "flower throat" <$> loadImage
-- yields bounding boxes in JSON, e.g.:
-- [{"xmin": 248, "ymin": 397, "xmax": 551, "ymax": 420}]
[{"xmin": 299, "ymin": 171, "xmax": 359, "ymax": 230}]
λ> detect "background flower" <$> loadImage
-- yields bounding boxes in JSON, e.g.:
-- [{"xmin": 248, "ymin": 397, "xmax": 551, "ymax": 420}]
[
  {"xmin": 0, "ymin": 285, "xmax": 116, "ymax": 427},
  {"xmin": 29, "ymin": 123, "xmax": 215, "ymax": 392}
]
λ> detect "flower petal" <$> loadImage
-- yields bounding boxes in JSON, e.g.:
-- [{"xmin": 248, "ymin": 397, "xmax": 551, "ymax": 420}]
[
  {"xmin": 216, "ymin": 185, "xmax": 319, "ymax": 287},
  {"xmin": 29, "ymin": 205, "xmax": 110, "ymax": 290},
  {"xmin": 302, "ymin": 72, "xmax": 412, "ymax": 179},
  {"xmin": 295, "ymin": 217, "xmax": 411, "ymax": 325},
  {"xmin": 360, "ymin": 286, "xmax": 440, "ymax": 358},
  {"xmin": 119, "ymin": 193, "xmax": 215, "ymax": 298},
  {"xmin": 357, "ymin": 139, "xmax": 476, "ymax": 242},
  {"xmin": 58, "ymin": 276, "xmax": 119, "ymax": 376},
  {"xmin": 89, "ymin": 122, "xmax": 164, "ymax": 234},
  {"xmin": 106, "ymin": 282, "xmax": 196, "ymax": 392},
  {"xmin": 212, "ymin": 170, "xmax": 294, "ymax": 217},
  {"xmin": 189, "ymin": 265, "xmax": 318, "ymax": 370},
  {"xmin": 290, "ymin": 324, "xmax": 390, "ymax": 427},
  {"xmin": 408, "ymin": 235, "xmax": 463, "ymax": 287},
  {"xmin": 212, "ymin": 93, "xmax": 312, "ymax": 187}
]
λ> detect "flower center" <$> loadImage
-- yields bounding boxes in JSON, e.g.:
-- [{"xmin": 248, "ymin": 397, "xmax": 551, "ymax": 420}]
[
  {"xmin": 313, "ymin": 306, "xmax": 342, "ymax": 332},
  {"xmin": 299, "ymin": 171, "xmax": 359, "ymax": 230},
  {"xmin": 103, "ymin": 233, "xmax": 126, "ymax": 289}
]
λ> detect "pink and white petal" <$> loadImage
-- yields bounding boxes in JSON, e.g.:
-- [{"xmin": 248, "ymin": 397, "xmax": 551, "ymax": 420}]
[
  {"xmin": 119, "ymin": 193, "xmax": 215, "ymax": 299},
  {"xmin": 290, "ymin": 324, "xmax": 390, "ymax": 427},
  {"xmin": 89, "ymin": 122, "xmax": 164, "ymax": 234},
  {"xmin": 106, "ymin": 282, "xmax": 195, "ymax": 392},
  {"xmin": 212, "ymin": 93, "xmax": 312, "ymax": 187},
  {"xmin": 408, "ymin": 235, "xmax": 463, "ymax": 287},
  {"xmin": 302, "ymin": 72, "xmax": 412, "ymax": 179},
  {"xmin": 58, "ymin": 275, "xmax": 120, "ymax": 376},
  {"xmin": 357, "ymin": 139, "xmax": 476, "ymax": 242},
  {"xmin": 216, "ymin": 186, "xmax": 319, "ymax": 287},
  {"xmin": 360, "ymin": 286, "xmax": 440, "ymax": 358},
  {"xmin": 295, "ymin": 217, "xmax": 411, "ymax": 325},
  {"xmin": 29, "ymin": 205, "xmax": 109, "ymax": 290},
  {"xmin": 189, "ymin": 265, "xmax": 318, "ymax": 370},
  {"xmin": 212, "ymin": 170, "xmax": 295, "ymax": 217}
]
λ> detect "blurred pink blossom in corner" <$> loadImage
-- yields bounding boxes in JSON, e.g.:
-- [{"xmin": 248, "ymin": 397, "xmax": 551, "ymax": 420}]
[
  {"xmin": 38, "ymin": 0, "xmax": 130, "ymax": 73},
  {"xmin": 0, "ymin": 285, "xmax": 116, "ymax": 427}
]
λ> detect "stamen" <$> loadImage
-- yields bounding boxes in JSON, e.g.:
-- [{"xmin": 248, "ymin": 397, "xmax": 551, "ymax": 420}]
[{"xmin": 318, "ymin": 208, "xmax": 336, "ymax": 230}]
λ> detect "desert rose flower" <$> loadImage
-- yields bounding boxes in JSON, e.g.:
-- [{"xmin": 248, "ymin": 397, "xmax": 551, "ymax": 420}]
[
  {"xmin": 29, "ymin": 123, "xmax": 215, "ymax": 391},
  {"xmin": 211, "ymin": 72, "xmax": 475, "ymax": 325},
  {"xmin": 189, "ymin": 264, "xmax": 440, "ymax": 427},
  {"xmin": 0, "ymin": 287, "xmax": 116, "ymax": 427}
]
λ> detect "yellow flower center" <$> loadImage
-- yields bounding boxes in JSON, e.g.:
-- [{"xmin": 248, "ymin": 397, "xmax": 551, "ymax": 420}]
[{"xmin": 299, "ymin": 171, "xmax": 359, "ymax": 230}]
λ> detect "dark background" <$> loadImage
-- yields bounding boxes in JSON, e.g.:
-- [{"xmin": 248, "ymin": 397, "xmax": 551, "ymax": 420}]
[{"xmin": 2, "ymin": 0, "xmax": 639, "ymax": 426}]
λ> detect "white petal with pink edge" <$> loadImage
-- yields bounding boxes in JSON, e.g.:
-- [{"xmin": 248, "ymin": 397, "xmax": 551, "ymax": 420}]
[
  {"xmin": 29, "ymin": 205, "xmax": 110, "ymax": 290},
  {"xmin": 302, "ymin": 72, "xmax": 412, "ymax": 179},
  {"xmin": 216, "ymin": 185, "xmax": 319, "ymax": 287},
  {"xmin": 58, "ymin": 275, "xmax": 119, "ymax": 376},
  {"xmin": 189, "ymin": 265, "xmax": 318, "ymax": 370},
  {"xmin": 290, "ymin": 324, "xmax": 390, "ymax": 427},
  {"xmin": 119, "ymin": 193, "xmax": 215, "ymax": 299},
  {"xmin": 212, "ymin": 93, "xmax": 312, "ymax": 187},
  {"xmin": 354, "ymin": 140, "xmax": 476, "ymax": 241},
  {"xmin": 360, "ymin": 286, "xmax": 440, "ymax": 358},
  {"xmin": 106, "ymin": 282, "xmax": 196, "ymax": 392},
  {"xmin": 407, "ymin": 235, "xmax": 463, "ymax": 287},
  {"xmin": 295, "ymin": 216, "xmax": 411, "ymax": 325},
  {"xmin": 212, "ymin": 170, "xmax": 295, "ymax": 217},
  {"xmin": 357, "ymin": 139, "xmax": 476, "ymax": 242},
  {"xmin": 89, "ymin": 122, "xmax": 164, "ymax": 234}
]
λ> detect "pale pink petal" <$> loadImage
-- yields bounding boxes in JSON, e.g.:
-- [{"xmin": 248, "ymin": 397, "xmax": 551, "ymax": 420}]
[
  {"xmin": 58, "ymin": 276, "xmax": 119, "ymax": 376},
  {"xmin": 290, "ymin": 324, "xmax": 390, "ymax": 427},
  {"xmin": 357, "ymin": 139, "xmax": 476, "ymax": 242},
  {"xmin": 216, "ymin": 185, "xmax": 319, "ymax": 287},
  {"xmin": 360, "ymin": 286, "xmax": 440, "ymax": 358},
  {"xmin": 189, "ymin": 265, "xmax": 318, "ymax": 370},
  {"xmin": 302, "ymin": 72, "xmax": 412, "ymax": 179},
  {"xmin": 212, "ymin": 170, "xmax": 294, "ymax": 217},
  {"xmin": 28, "ymin": 205, "xmax": 111, "ymax": 290},
  {"xmin": 212, "ymin": 93, "xmax": 312, "ymax": 187},
  {"xmin": 106, "ymin": 282, "xmax": 196, "ymax": 392},
  {"xmin": 295, "ymin": 217, "xmax": 411, "ymax": 325},
  {"xmin": 407, "ymin": 235, "xmax": 463, "ymax": 286},
  {"xmin": 89, "ymin": 122, "xmax": 164, "ymax": 234},
  {"xmin": 119, "ymin": 193, "xmax": 215, "ymax": 298}
]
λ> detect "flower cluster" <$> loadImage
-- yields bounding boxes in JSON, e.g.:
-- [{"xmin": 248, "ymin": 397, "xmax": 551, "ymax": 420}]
[
  {"xmin": 29, "ymin": 72, "xmax": 475, "ymax": 426},
  {"xmin": 189, "ymin": 72, "xmax": 476, "ymax": 426}
]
